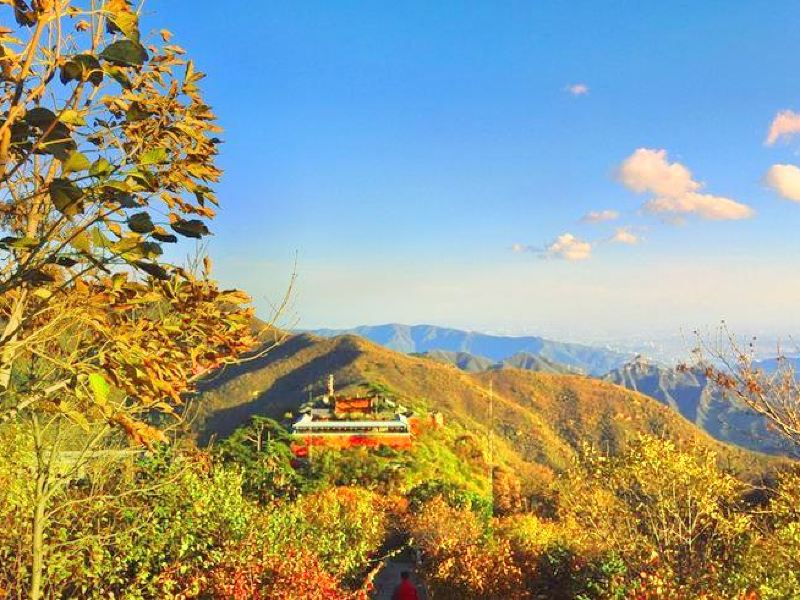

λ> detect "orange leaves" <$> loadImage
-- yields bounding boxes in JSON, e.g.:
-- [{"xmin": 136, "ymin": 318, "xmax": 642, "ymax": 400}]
[{"xmin": 109, "ymin": 413, "xmax": 167, "ymax": 448}]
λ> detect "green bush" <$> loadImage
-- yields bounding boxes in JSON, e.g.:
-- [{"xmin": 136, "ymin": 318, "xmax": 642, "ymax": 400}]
[
  {"xmin": 407, "ymin": 479, "xmax": 492, "ymax": 521},
  {"xmin": 214, "ymin": 416, "xmax": 302, "ymax": 501}
]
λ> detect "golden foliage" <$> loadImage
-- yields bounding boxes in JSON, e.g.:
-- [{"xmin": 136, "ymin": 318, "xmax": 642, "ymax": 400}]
[
  {"xmin": 557, "ymin": 435, "xmax": 752, "ymax": 594},
  {"xmin": 0, "ymin": 0, "xmax": 259, "ymax": 443}
]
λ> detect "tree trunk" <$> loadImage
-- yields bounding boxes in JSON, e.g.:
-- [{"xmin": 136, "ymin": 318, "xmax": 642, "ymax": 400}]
[
  {"xmin": 29, "ymin": 416, "xmax": 52, "ymax": 600},
  {"xmin": 0, "ymin": 290, "xmax": 26, "ymax": 389},
  {"xmin": 30, "ymin": 493, "xmax": 46, "ymax": 600}
]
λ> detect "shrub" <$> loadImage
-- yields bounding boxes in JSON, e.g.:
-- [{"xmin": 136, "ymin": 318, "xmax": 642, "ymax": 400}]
[
  {"xmin": 556, "ymin": 435, "xmax": 752, "ymax": 596},
  {"xmin": 214, "ymin": 417, "xmax": 302, "ymax": 501},
  {"xmin": 741, "ymin": 469, "xmax": 800, "ymax": 599},
  {"xmin": 263, "ymin": 486, "xmax": 388, "ymax": 581},
  {"xmin": 406, "ymin": 496, "xmax": 523, "ymax": 599},
  {"xmin": 406, "ymin": 479, "xmax": 492, "ymax": 520}
]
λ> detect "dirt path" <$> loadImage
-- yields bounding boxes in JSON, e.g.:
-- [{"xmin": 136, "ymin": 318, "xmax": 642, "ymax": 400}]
[{"xmin": 369, "ymin": 553, "xmax": 428, "ymax": 600}]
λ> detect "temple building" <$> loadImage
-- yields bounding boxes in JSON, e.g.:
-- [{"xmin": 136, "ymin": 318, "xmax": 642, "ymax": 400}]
[{"xmin": 290, "ymin": 375, "xmax": 421, "ymax": 455}]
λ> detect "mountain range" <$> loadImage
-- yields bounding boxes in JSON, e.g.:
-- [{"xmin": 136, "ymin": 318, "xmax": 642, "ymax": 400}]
[
  {"xmin": 305, "ymin": 324, "xmax": 798, "ymax": 457},
  {"xmin": 194, "ymin": 331, "xmax": 778, "ymax": 493},
  {"xmin": 309, "ymin": 324, "xmax": 631, "ymax": 375},
  {"xmin": 603, "ymin": 359, "xmax": 795, "ymax": 457},
  {"xmin": 419, "ymin": 349, "xmax": 577, "ymax": 374}
]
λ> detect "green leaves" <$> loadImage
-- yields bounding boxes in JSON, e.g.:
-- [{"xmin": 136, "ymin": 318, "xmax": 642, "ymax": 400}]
[
  {"xmin": 0, "ymin": 236, "xmax": 39, "ymax": 250},
  {"xmin": 108, "ymin": 237, "xmax": 161, "ymax": 260},
  {"xmin": 170, "ymin": 219, "xmax": 210, "ymax": 239},
  {"xmin": 40, "ymin": 123, "xmax": 76, "ymax": 159},
  {"xmin": 90, "ymin": 157, "xmax": 114, "ymax": 177},
  {"xmin": 59, "ymin": 109, "xmax": 87, "ymax": 126},
  {"xmin": 100, "ymin": 180, "xmax": 137, "ymax": 208},
  {"xmin": 125, "ymin": 102, "xmax": 150, "ymax": 122},
  {"xmin": 24, "ymin": 107, "xmax": 57, "ymax": 128},
  {"xmin": 126, "ymin": 168, "xmax": 157, "ymax": 192},
  {"xmin": 152, "ymin": 227, "xmax": 178, "ymax": 244},
  {"xmin": 107, "ymin": 10, "xmax": 140, "ymax": 42},
  {"xmin": 61, "ymin": 151, "xmax": 91, "ymax": 175},
  {"xmin": 104, "ymin": 64, "xmax": 132, "ymax": 89},
  {"xmin": 127, "ymin": 211, "xmax": 154, "ymax": 234},
  {"xmin": 100, "ymin": 40, "xmax": 148, "ymax": 67},
  {"xmin": 140, "ymin": 147, "xmax": 168, "ymax": 166},
  {"xmin": 71, "ymin": 231, "xmax": 92, "ymax": 253},
  {"xmin": 24, "ymin": 108, "xmax": 75, "ymax": 159},
  {"xmin": 49, "ymin": 179, "xmax": 85, "ymax": 217},
  {"xmin": 88, "ymin": 373, "xmax": 111, "ymax": 406}
]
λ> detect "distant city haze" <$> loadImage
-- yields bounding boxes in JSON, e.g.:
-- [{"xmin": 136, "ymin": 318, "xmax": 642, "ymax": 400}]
[{"xmin": 235, "ymin": 255, "xmax": 800, "ymax": 357}]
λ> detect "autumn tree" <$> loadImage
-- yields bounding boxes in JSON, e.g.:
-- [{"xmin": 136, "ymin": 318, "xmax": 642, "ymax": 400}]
[
  {"xmin": 0, "ymin": 1, "xmax": 270, "ymax": 597},
  {"xmin": 557, "ymin": 436, "xmax": 751, "ymax": 595},
  {"xmin": 696, "ymin": 327, "xmax": 800, "ymax": 450}
]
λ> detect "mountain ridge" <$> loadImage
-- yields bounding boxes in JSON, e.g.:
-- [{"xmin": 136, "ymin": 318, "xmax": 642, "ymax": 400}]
[
  {"xmin": 603, "ymin": 359, "xmax": 795, "ymax": 457},
  {"xmin": 308, "ymin": 323, "xmax": 631, "ymax": 375},
  {"xmin": 194, "ymin": 332, "xmax": 778, "ymax": 491}
]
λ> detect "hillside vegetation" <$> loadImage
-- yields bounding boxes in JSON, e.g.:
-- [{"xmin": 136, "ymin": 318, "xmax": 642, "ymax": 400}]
[
  {"xmin": 331, "ymin": 326, "xmax": 794, "ymax": 458},
  {"xmin": 196, "ymin": 333, "xmax": 776, "ymax": 491}
]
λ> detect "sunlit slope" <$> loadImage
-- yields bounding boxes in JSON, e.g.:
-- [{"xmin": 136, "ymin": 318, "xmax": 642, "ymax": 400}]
[{"xmin": 195, "ymin": 333, "xmax": 775, "ymax": 483}]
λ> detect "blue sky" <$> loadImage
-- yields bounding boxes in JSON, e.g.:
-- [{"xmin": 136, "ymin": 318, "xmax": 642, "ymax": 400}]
[{"xmin": 150, "ymin": 1, "xmax": 800, "ymax": 341}]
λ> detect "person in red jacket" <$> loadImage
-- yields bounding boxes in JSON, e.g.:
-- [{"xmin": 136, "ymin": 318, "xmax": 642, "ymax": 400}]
[{"xmin": 391, "ymin": 571, "xmax": 420, "ymax": 600}]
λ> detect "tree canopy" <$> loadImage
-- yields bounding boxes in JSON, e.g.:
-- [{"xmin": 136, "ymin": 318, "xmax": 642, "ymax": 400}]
[{"xmin": 0, "ymin": 0, "xmax": 258, "ymax": 445}]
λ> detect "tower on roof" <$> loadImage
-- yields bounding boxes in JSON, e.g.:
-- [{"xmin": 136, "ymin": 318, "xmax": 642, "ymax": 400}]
[{"xmin": 327, "ymin": 374, "xmax": 335, "ymax": 398}]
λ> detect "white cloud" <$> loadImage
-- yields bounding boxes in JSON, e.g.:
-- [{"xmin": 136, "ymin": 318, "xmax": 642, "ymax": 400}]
[
  {"xmin": 765, "ymin": 164, "xmax": 800, "ymax": 202},
  {"xmin": 580, "ymin": 209, "xmax": 619, "ymax": 223},
  {"xmin": 643, "ymin": 192, "xmax": 754, "ymax": 220},
  {"xmin": 618, "ymin": 148, "xmax": 754, "ymax": 221},
  {"xmin": 610, "ymin": 227, "xmax": 640, "ymax": 245},
  {"xmin": 618, "ymin": 148, "xmax": 699, "ymax": 197},
  {"xmin": 511, "ymin": 243, "xmax": 529, "ymax": 253},
  {"xmin": 765, "ymin": 110, "xmax": 800, "ymax": 145},
  {"xmin": 566, "ymin": 83, "xmax": 589, "ymax": 96},
  {"xmin": 544, "ymin": 233, "xmax": 592, "ymax": 261}
]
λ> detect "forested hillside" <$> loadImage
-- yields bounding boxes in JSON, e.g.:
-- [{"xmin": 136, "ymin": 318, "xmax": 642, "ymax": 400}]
[{"xmin": 195, "ymin": 333, "xmax": 776, "ymax": 490}]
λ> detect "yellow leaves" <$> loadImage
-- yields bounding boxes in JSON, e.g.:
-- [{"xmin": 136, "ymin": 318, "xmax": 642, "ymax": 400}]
[
  {"xmin": 218, "ymin": 289, "xmax": 252, "ymax": 305},
  {"xmin": 71, "ymin": 231, "xmax": 91, "ymax": 253},
  {"xmin": 0, "ymin": 3, "xmax": 256, "ymax": 457},
  {"xmin": 59, "ymin": 109, "xmax": 86, "ymax": 126},
  {"xmin": 193, "ymin": 205, "xmax": 216, "ymax": 218},
  {"xmin": 163, "ymin": 44, "xmax": 186, "ymax": 55},
  {"xmin": 105, "ymin": 0, "xmax": 139, "ymax": 41},
  {"xmin": 106, "ymin": 221, "xmax": 122, "ymax": 237},
  {"xmin": 559, "ymin": 434, "xmax": 751, "ymax": 586},
  {"xmin": 60, "ymin": 150, "xmax": 90, "ymax": 175}
]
